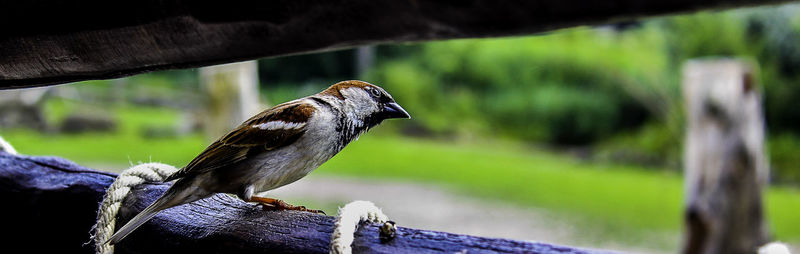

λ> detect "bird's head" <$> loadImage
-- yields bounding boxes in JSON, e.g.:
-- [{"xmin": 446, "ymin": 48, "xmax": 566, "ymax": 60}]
[{"xmin": 319, "ymin": 80, "xmax": 410, "ymax": 129}]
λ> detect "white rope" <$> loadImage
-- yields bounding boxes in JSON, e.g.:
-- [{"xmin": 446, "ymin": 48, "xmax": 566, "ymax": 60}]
[
  {"xmin": 91, "ymin": 163, "xmax": 178, "ymax": 254},
  {"xmin": 91, "ymin": 163, "xmax": 392, "ymax": 254},
  {"xmin": 329, "ymin": 200, "xmax": 391, "ymax": 254},
  {"xmin": 0, "ymin": 135, "xmax": 17, "ymax": 155},
  {"xmin": 759, "ymin": 242, "xmax": 792, "ymax": 254}
]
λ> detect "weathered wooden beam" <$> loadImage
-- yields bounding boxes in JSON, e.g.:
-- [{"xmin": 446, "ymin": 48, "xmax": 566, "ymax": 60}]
[
  {"xmin": 0, "ymin": 0, "xmax": 795, "ymax": 89},
  {"xmin": 0, "ymin": 151, "xmax": 612, "ymax": 254},
  {"xmin": 681, "ymin": 59, "xmax": 769, "ymax": 254}
]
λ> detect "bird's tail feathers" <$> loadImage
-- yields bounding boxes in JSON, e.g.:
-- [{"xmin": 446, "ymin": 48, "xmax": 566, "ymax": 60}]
[
  {"xmin": 105, "ymin": 200, "xmax": 164, "ymax": 245},
  {"xmin": 105, "ymin": 181, "xmax": 200, "ymax": 245}
]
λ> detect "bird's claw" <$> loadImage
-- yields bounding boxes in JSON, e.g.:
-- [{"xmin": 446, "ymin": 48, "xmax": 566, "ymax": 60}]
[
  {"xmin": 283, "ymin": 205, "xmax": 326, "ymax": 215},
  {"xmin": 255, "ymin": 198, "xmax": 325, "ymax": 215},
  {"xmin": 302, "ymin": 207, "xmax": 326, "ymax": 215}
]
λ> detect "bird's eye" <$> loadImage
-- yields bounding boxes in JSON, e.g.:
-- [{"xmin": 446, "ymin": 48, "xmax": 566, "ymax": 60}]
[{"xmin": 368, "ymin": 88, "xmax": 381, "ymax": 98}]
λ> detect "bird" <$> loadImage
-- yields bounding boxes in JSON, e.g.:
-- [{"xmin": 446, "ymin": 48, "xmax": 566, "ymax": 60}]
[{"xmin": 107, "ymin": 80, "xmax": 410, "ymax": 244}]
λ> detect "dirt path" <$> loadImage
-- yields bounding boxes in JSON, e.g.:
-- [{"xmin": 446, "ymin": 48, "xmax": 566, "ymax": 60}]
[{"xmin": 269, "ymin": 175, "xmax": 668, "ymax": 253}]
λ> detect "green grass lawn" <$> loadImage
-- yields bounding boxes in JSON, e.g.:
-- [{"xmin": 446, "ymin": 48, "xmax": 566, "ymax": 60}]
[
  {"xmin": 2, "ymin": 100, "xmax": 798, "ymax": 250},
  {"xmin": 5, "ymin": 99, "xmax": 208, "ymax": 168},
  {"xmin": 320, "ymin": 135, "xmax": 800, "ymax": 249}
]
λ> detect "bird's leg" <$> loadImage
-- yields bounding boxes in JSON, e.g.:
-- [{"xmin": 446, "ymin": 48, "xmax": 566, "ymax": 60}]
[{"xmin": 247, "ymin": 196, "xmax": 325, "ymax": 215}]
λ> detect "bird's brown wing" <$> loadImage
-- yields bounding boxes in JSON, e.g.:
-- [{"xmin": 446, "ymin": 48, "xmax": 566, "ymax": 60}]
[{"xmin": 165, "ymin": 100, "xmax": 316, "ymax": 181}]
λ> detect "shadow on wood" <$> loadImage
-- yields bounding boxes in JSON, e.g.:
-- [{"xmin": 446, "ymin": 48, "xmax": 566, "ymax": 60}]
[{"xmin": 0, "ymin": 152, "xmax": 612, "ymax": 253}]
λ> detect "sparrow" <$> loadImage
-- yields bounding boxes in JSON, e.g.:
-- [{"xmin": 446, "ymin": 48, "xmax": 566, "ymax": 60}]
[{"xmin": 107, "ymin": 80, "xmax": 410, "ymax": 244}]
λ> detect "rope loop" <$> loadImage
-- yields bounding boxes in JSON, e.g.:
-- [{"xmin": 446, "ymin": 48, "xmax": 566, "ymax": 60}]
[
  {"xmin": 91, "ymin": 163, "xmax": 178, "ymax": 254},
  {"xmin": 0, "ymin": 135, "xmax": 17, "ymax": 155},
  {"xmin": 91, "ymin": 162, "xmax": 395, "ymax": 254},
  {"xmin": 329, "ymin": 200, "xmax": 393, "ymax": 254}
]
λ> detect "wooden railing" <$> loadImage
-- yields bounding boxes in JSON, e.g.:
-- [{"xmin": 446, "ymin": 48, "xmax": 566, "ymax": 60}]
[{"xmin": 0, "ymin": 152, "xmax": 612, "ymax": 254}]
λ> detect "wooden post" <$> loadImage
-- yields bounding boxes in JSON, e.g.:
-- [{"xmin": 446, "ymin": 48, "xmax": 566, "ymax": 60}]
[
  {"xmin": 682, "ymin": 59, "xmax": 769, "ymax": 254},
  {"xmin": 355, "ymin": 46, "xmax": 375, "ymax": 77},
  {"xmin": 199, "ymin": 61, "xmax": 260, "ymax": 141}
]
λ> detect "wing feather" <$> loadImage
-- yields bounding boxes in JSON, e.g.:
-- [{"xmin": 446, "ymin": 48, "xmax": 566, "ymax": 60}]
[{"xmin": 165, "ymin": 100, "xmax": 316, "ymax": 181}]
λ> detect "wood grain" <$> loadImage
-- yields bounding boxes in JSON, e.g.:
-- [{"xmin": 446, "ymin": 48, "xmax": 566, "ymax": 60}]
[
  {"xmin": 0, "ymin": 0, "xmax": 794, "ymax": 88},
  {"xmin": 0, "ymin": 152, "xmax": 612, "ymax": 253}
]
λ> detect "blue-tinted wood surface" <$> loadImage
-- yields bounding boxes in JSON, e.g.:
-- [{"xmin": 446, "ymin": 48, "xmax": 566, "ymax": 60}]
[{"xmin": 0, "ymin": 152, "xmax": 613, "ymax": 253}]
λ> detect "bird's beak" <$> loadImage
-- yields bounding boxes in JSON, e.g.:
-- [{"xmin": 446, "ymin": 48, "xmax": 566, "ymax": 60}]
[{"xmin": 383, "ymin": 102, "xmax": 411, "ymax": 119}]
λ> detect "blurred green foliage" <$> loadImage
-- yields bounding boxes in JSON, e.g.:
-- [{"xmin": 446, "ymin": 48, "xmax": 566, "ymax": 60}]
[
  {"xmin": 770, "ymin": 134, "xmax": 800, "ymax": 183},
  {"xmin": 662, "ymin": 8, "xmax": 800, "ymax": 183},
  {"xmin": 254, "ymin": 6, "xmax": 800, "ymax": 183},
  {"xmin": 358, "ymin": 7, "xmax": 800, "ymax": 183},
  {"xmin": 367, "ymin": 29, "xmax": 665, "ymax": 144}
]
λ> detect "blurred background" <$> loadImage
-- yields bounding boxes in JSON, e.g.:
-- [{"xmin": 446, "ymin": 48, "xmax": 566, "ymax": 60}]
[{"xmin": 2, "ymin": 3, "xmax": 800, "ymax": 253}]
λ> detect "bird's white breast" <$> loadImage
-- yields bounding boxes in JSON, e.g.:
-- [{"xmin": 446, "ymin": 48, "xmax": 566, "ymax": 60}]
[{"xmin": 242, "ymin": 99, "xmax": 342, "ymax": 193}]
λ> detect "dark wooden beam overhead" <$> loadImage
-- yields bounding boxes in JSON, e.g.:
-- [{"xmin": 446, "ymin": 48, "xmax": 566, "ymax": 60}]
[{"xmin": 0, "ymin": 0, "xmax": 794, "ymax": 88}]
